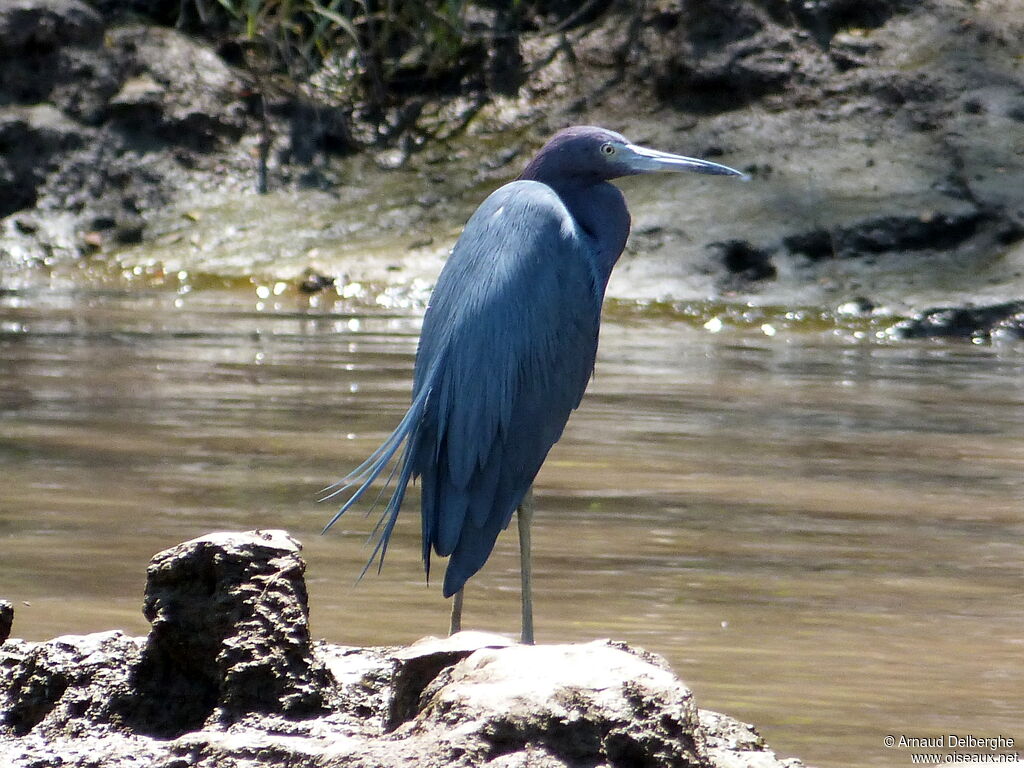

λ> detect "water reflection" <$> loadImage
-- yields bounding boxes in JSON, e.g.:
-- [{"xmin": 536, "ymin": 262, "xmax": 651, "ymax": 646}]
[{"xmin": 1, "ymin": 286, "xmax": 1022, "ymax": 767}]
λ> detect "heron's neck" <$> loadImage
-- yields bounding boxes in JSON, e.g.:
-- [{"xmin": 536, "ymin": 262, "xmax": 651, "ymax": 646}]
[{"xmin": 557, "ymin": 181, "xmax": 631, "ymax": 287}]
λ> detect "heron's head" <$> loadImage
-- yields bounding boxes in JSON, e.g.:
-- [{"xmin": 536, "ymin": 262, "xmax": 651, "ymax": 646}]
[{"xmin": 519, "ymin": 125, "xmax": 747, "ymax": 187}]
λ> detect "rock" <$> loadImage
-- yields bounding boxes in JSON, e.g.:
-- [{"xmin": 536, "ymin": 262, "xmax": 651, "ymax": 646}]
[
  {"xmin": 710, "ymin": 239, "xmax": 778, "ymax": 286},
  {"xmin": 108, "ymin": 74, "xmax": 167, "ymax": 111},
  {"xmin": 0, "ymin": 601, "xmax": 12, "ymax": 644},
  {"xmin": 0, "ymin": 0, "xmax": 116, "ymax": 125},
  {"xmin": 887, "ymin": 301, "xmax": 1024, "ymax": 341},
  {"xmin": 410, "ymin": 640, "xmax": 703, "ymax": 767},
  {"xmin": 0, "ymin": 105, "xmax": 88, "ymax": 217},
  {"xmin": 783, "ymin": 210, "xmax": 993, "ymax": 261},
  {"xmin": 0, "ymin": 8, "xmax": 248, "ymax": 142},
  {"xmin": 387, "ymin": 631, "xmax": 513, "ymax": 729},
  {"xmin": 835, "ymin": 297, "xmax": 876, "ymax": 317},
  {"xmin": 88, "ymin": 0, "xmax": 183, "ymax": 26},
  {"xmin": 278, "ymin": 99, "xmax": 358, "ymax": 167},
  {"xmin": 646, "ymin": 1, "xmax": 799, "ymax": 114},
  {"xmin": 787, "ymin": 0, "xmax": 911, "ymax": 47},
  {"xmin": 0, "ymin": 7, "xmax": 252, "ymax": 264},
  {"xmin": 106, "ymin": 26, "xmax": 248, "ymax": 149},
  {"xmin": 298, "ymin": 269, "xmax": 336, "ymax": 294},
  {"xmin": 700, "ymin": 709, "xmax": 805, "ymax": 768},
  {"xmin": 113, "ymin": 218, "xmax": 146, "ymax": 245},
  {"xmin": 0, "ymin": 530, "xmax": 805, "ymax": 768},
  {"xmin": 1, "ymin": 630, "xmax": 142, "ymax": 737},
  {"xmin": 113, "ymin": 530, "xmax": 330, "ymax": 737},
  {"xmin": 0, "ymin": 0, "xmax": 103, "ymax": 52}
]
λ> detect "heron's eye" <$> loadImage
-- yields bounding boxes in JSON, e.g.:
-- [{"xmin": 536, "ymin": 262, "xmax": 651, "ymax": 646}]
[{"xmin": 600, "ymin": 142, "xmax": 616, "ymax": 156}]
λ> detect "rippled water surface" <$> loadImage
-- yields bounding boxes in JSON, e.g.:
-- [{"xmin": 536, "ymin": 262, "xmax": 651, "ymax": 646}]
[{"xmin": 2, "ymin": 283, "xmax": 1022, "ymax": 767}]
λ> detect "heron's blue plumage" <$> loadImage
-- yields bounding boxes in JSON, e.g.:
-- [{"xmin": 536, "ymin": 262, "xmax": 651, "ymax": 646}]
[
  {"xmin": 323, "ymin": 177, "xmax": 607, "ymax": 595},
  {"xmin": 418, "ymin": 181, "xmax": 604, "ymax": 596},
  {"xmin": 324, "ymin": 125, "xmax": 745, "ymax": 607}
]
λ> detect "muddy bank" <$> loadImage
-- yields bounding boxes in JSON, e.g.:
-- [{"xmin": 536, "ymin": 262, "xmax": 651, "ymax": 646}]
[
  {"xmin": 1, "ymin": 0, "xmax": 1023, "ymax": 326},
  {"xmin": 0, "ymin": 0, "xmax": 255, "ymax": 262},
  {"xmin": 0, "ymin": 530, "xmax": 804, "ymax": 768}
]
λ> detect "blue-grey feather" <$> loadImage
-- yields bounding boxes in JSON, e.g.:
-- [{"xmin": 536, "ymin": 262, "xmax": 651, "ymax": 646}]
[
  {"xmin": 326, "ymin": 127, "xmax": 664, "ymax": 598},
  {"xmin": 325, "ymin": 179, "xmax": 604, "ymax": 595},
  {"xmin": 412, "ymin": 182, "xmax": 602, "ymax": 596},
  {"xmin": 435, "ymin": 481, "xmax": 469, "ymax": 555},
  {"xmin": 468, "ymin": 440, "xmax": 503, "ymax": 528}
]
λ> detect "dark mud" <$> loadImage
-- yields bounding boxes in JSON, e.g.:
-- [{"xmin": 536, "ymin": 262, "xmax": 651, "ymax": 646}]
[{"xmin": 889, "ymin": 300, "xmax": 1024, "ymax": 341}]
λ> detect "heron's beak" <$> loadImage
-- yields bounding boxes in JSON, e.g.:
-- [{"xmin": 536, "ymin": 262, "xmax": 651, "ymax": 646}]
[{"xmin": 624, "ymin": 143, "xmax": 749, "ymax": 180}]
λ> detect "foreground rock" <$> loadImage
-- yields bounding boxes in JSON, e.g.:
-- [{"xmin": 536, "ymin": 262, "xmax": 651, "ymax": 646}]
[
  {"xmin": 0, "ymin": 601, "xmax": 11, "ymax": 645},
  {"xmin": 0, "ymin": 530, "xmax": 803, "ymax": 768}
]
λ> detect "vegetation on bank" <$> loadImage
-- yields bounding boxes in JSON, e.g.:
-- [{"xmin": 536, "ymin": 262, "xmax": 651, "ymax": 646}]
[{"xmin": 168, "ymin": 0, "xmax": 611, "ymax": 150}]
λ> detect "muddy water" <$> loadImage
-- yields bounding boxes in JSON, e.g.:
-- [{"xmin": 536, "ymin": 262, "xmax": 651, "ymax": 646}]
[{"xmin": 1, "ymin": 282, "xmax": 1022, "ymax": 767}]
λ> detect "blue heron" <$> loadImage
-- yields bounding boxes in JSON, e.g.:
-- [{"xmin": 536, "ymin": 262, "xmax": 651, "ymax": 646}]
[{"xmin": 324, "ymin": 125, "xmax": 745, "ymax": 643}]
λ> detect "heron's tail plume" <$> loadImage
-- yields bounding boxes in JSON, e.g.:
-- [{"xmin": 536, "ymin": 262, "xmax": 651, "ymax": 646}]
[{"xmin": 320, "ymin": 388, "xmax": 427, "ymax": 577}]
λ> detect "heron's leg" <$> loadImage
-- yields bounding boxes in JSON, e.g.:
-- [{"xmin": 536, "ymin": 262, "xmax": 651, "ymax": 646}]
[
  {"xmin": 518, "ymin": 487, "xmax": 535, "ymax": 645},
  {"xmin": 449, "ymin": 588, "xmax": 464, "ymax": 635}
]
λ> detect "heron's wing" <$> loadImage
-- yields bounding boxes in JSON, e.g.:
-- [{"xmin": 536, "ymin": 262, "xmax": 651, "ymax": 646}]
[{"xmin": 412, "ymin": 180, "xmax": 604, "ymax": 597}]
